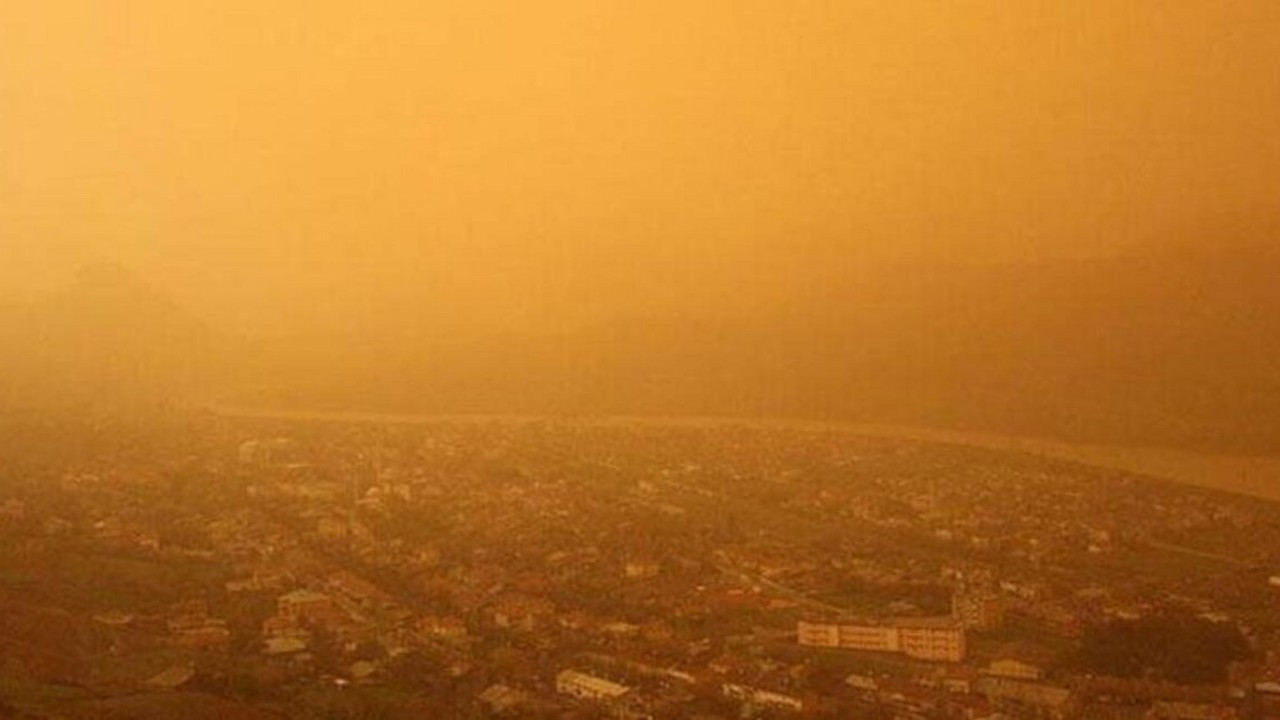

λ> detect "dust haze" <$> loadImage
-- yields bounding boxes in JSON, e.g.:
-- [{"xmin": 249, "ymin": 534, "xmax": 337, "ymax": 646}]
[
  {"xmin": 4, "ymin": 6, "xmax": 1280, "ymax": 717},
  {"xmin": 4, "ymin": 1, "xmax": 1280, "ymax": 449}
]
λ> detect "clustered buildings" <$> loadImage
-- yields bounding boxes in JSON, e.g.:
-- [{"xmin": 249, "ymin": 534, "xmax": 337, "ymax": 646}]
[{"xmin": 2, "ymin": 415, "xmax": 1280, "ymax": 718}]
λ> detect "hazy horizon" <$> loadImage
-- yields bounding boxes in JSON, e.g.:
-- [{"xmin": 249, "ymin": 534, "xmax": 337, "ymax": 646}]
[{"xmin": 6, "ymin": 1, "xmax": 1280, "ymax": 337}]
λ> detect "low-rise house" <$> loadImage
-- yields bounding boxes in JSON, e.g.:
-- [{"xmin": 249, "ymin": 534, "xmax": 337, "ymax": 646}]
[
  {"xmin": 92, "ymin": 611, "xmax": 136, "ymax": 627},
  {"xmin": 846, "ymin": 674, "xmax": 878, "ymax": 692},
  {"xmin": 145, "ymin": 665, "xmax": 195, "ymax": 690},
  {"xmin": 348, "ymin": 660, "xmax": 380, "ymax": 683},
  {"xmin": 170, "ymin": 617, "xmax": 231, "ymax": 650},
  {"xmin": 976, "ymin": 677, "xmax": 1078, "ymax": 719},
  {"xmin": 984, "ymin": 659, "xmax": 1046, "ymax": 681},
  {"xmin": 167, "ymin": 600, "xmax": 230, "ymax": 650},
  {"xmin": 1147, "ymin": 701, "xmax": 1239, "ymax": 720},
  {"xmin": 0, "ymin": 499, "xmax": 26, "ymax": 520},
  {"xmin": 601, "ymin": 621, "xmax": 641, "ymax": 639},
  {"xmin": 492, "ymin": 594, "xmax": 556, "ymax": 632},
  {"xmin": 317, "ymin": 516, "xmax": 349, "ymax": 540},
  {"xmin": 556, "ymin": 669, "xmax": 630, "ymax": 702},
  {"xmin": 723, "ymin": 683, "xmax": 804, "ymax": 713},
  {"xmin": 479, "ymin": 684, "xmax": 531, "ymax": 715},
  {"xmin": 328, "ymin": 570, "xmax": 396, "ymax": 613},
  {"xmin": 278, "ymin": 589, "xmax": 339, "ymax": 623},
  {"xmin": 624, "ymin": 560, "xmax": 661, "ymax": 579},
  {"xmin": 418, "ymin": 615, "xmax": 468, "ymax": 638},
  {"xmin": 263, "ymin": 635, "xmax": 309, "ymax": 655}
]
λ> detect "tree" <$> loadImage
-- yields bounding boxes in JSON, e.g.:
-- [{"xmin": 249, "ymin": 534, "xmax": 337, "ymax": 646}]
[{"xmin": 1074, "ymin": 612, "xmax": 1250, "ymax": 684}]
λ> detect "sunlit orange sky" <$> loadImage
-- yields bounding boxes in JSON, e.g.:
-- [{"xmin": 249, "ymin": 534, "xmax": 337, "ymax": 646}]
[{"xmin": 4, "ymin": 1, "xmax": 1278, "ymax": 334}]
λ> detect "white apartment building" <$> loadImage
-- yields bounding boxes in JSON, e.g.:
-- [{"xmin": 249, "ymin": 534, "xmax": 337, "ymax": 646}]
[{"xmin": 797, "ymin": 618, "xmax": 965, "ymax": 662}]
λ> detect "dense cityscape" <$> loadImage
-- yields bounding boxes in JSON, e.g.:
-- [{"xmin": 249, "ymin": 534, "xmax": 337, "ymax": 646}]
[{"xmin": 2, "ymin": 412, "xmax": 1280, "ymax": 718}]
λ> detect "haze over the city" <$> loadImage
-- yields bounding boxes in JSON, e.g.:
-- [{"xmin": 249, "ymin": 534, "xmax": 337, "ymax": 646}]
[
  {"xmin": 4, "ymin": 1, "xmax": 1280, "ymax": 450},
  {"xmin": 6, "ymin": 1, "xmax": 1279, "ymax": 329}
]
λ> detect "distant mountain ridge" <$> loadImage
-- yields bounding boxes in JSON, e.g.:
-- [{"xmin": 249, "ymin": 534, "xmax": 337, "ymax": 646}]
[
  {"xmin": 247, "ymin": 246, "xmax": 1280, "ymax": 453},
  {"xmin": 0, "ymin": 263, "xmax": 217, "ymax": 412},
  {"xmin": 5, "ymin": 247, "xmax": 1280, "ymax": 454}
]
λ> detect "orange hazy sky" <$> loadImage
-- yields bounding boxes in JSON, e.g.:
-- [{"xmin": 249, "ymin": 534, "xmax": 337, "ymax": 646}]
[{"xmin": 3, "ymin": 1, "xmax": 1278, "ymax": 334}]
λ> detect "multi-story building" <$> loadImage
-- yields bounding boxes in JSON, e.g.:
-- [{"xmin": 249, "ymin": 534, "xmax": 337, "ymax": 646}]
[
  {"xmin": 796, "ymin": 621, "xmax": 841, "ymax": 648},
  {"xmin": 896, "ymin": 618, "xmax": 966, "ymax": 662},
  {"xmin": 797, "ymin": 618, "xmax": 965, "ymax": 662},
  {"xmin": 841, "ymin": 624, "xmax": 904, "ymax": 654},
  {"xmin": 953, "ymin": 580, "xmax": 1004, "ymax": 631}
]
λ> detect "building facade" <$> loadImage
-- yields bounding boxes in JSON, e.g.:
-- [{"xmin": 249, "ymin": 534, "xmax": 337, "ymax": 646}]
[{"xmin": 797, "ymin": 618, "xmax": 965, "ymax": 662}]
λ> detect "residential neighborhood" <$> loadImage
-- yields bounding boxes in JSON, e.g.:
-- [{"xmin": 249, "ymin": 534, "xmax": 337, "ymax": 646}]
[{"xmin": 2, "ymin": 412, "xmax": 1280, "ymax": 718}]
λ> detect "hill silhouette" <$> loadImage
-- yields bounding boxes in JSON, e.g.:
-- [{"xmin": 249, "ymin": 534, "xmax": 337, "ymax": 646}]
[{"xmin": 0, "ymin": 263, "xmax": 217, "ymax": 413}]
